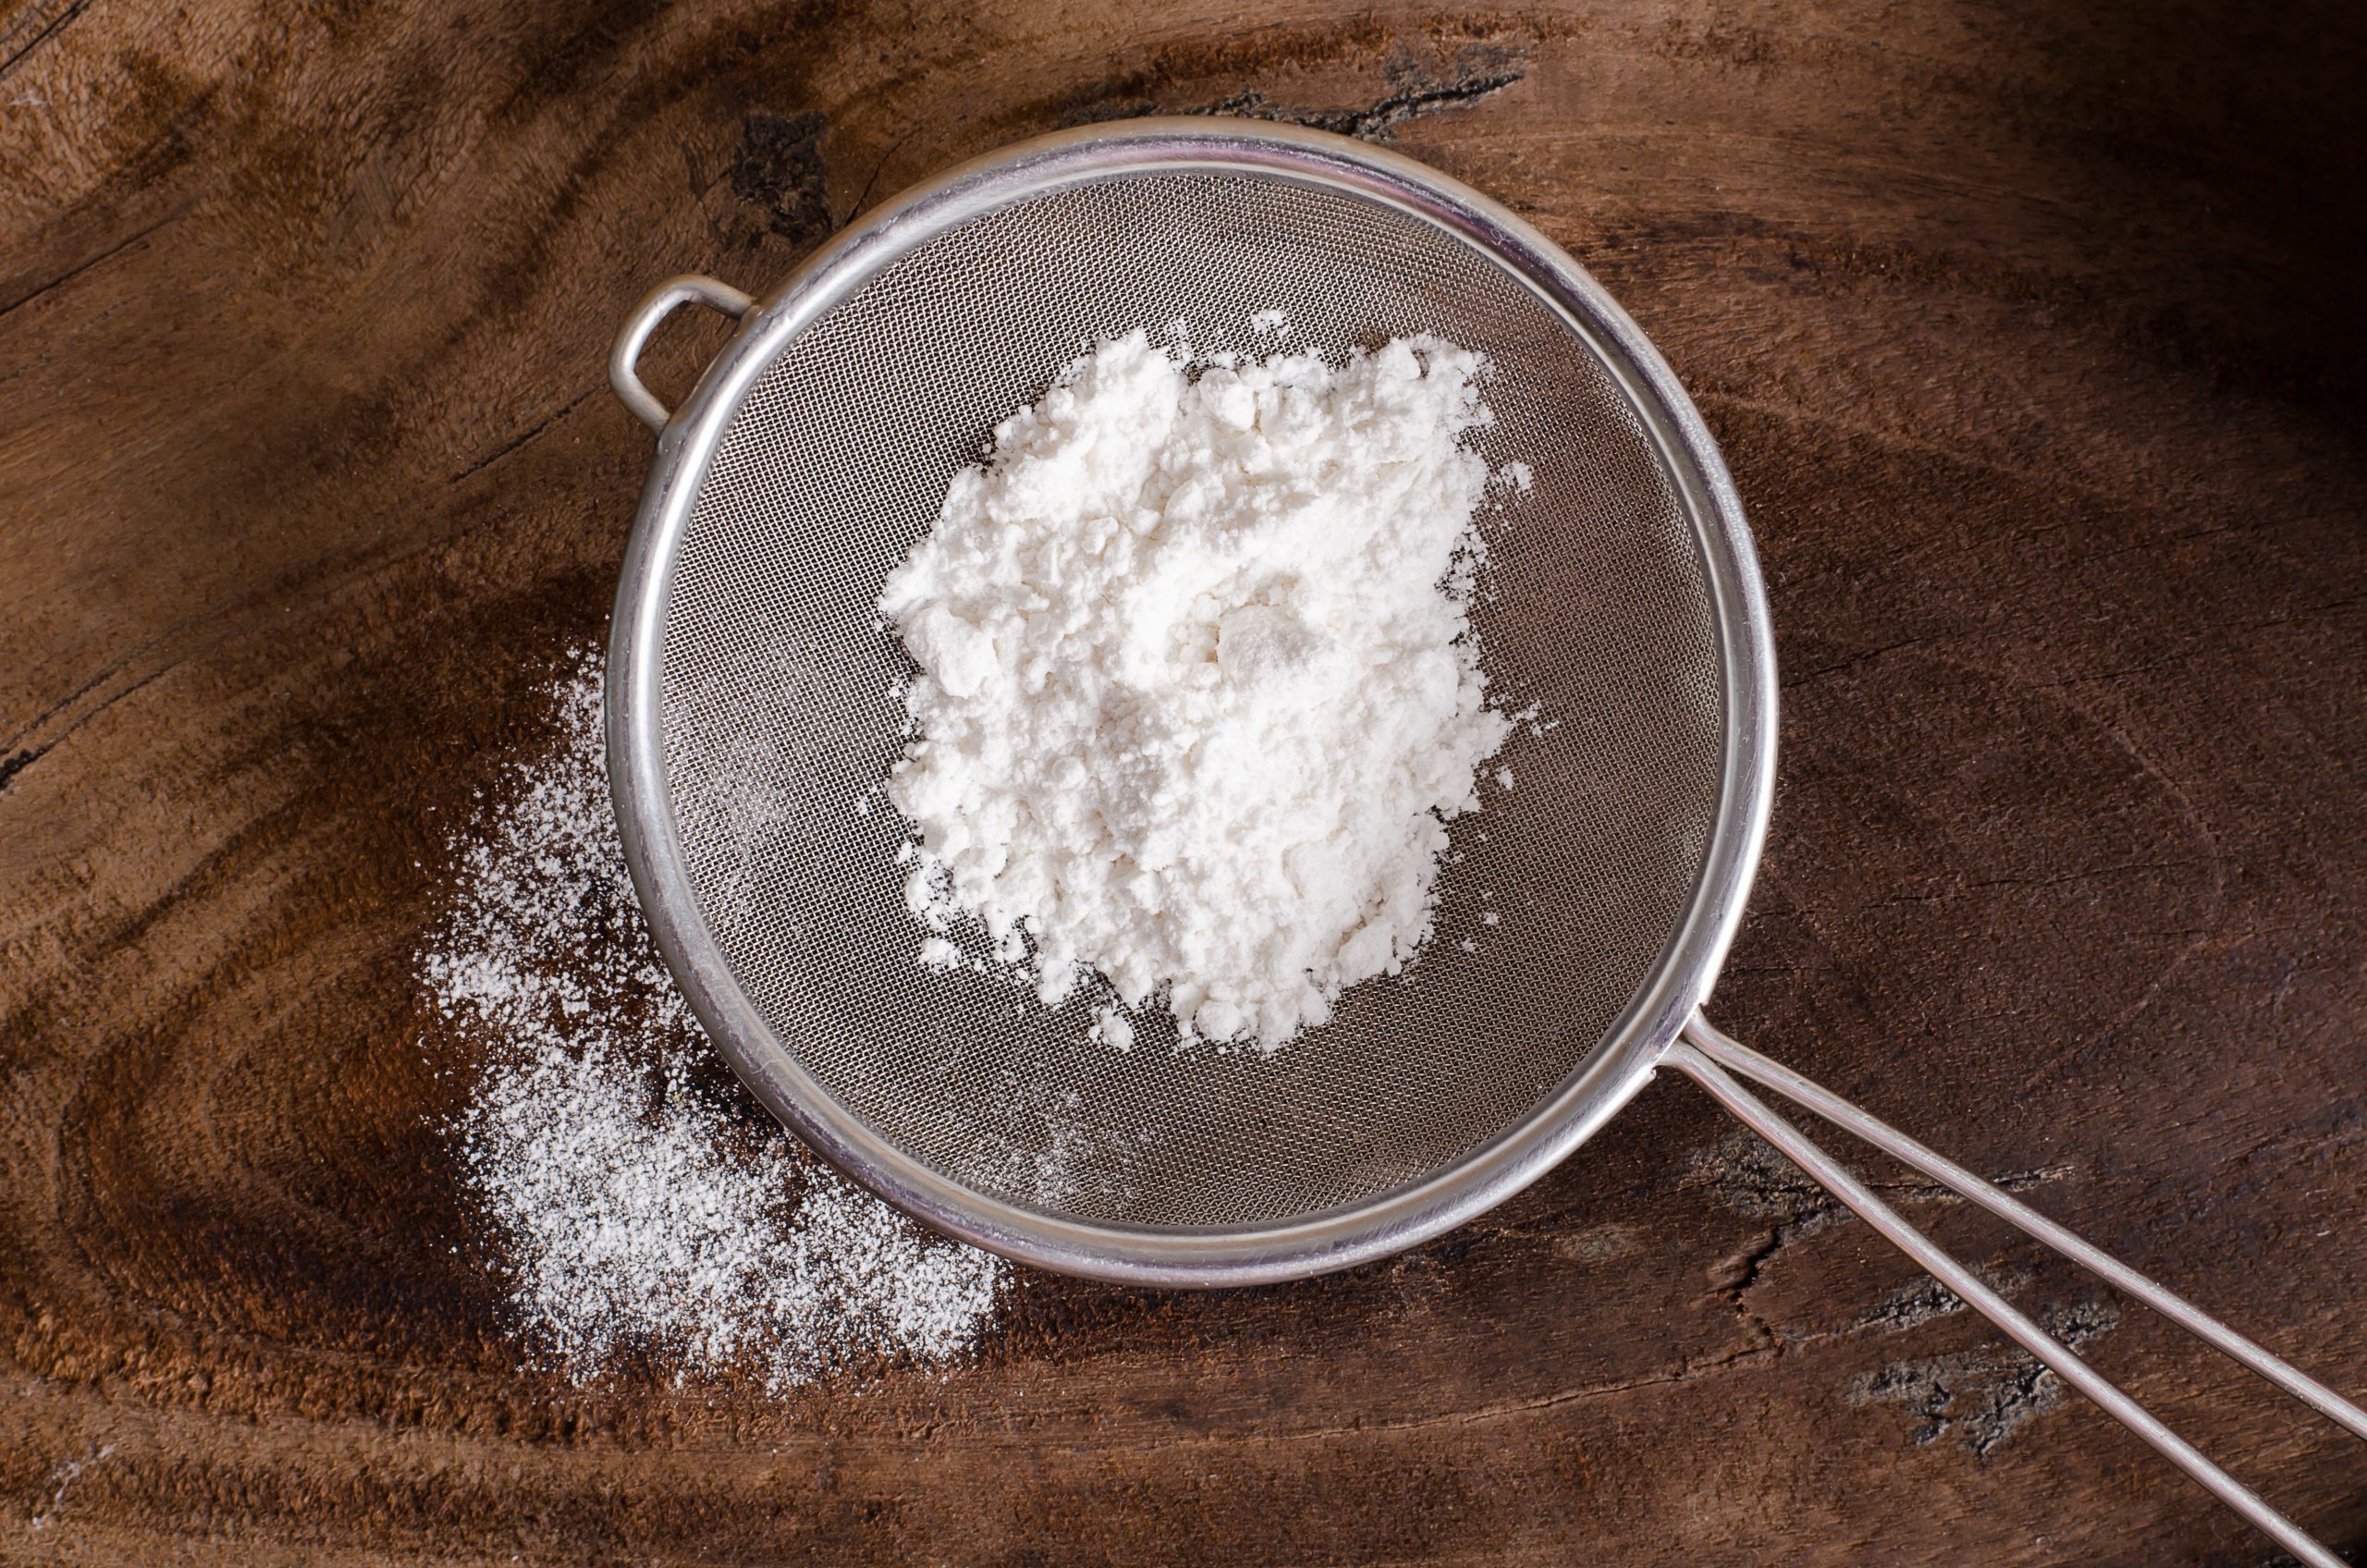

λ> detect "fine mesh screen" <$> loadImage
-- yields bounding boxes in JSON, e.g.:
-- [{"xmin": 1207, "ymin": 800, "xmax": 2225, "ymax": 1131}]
[{"xmin": 658, "ymin": 170, "xmax": 1724, "ymax": 1231}]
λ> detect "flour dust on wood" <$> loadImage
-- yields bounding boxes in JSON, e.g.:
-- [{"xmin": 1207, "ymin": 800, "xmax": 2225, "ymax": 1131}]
[
  {"xmin": 419, "ymin": 651, "xmax": 1005, "ymax": 1390},
  {"xmin": 879, "ymin": 328, "xmax": 1518, "ymax": 1051}
]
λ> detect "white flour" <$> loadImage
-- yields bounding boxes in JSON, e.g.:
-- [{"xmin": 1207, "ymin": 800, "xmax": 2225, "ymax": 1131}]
[
  {"xmin": 420, "ymin": 651, "xmax": 1004, "ymax": 1390},
  {"xmin": 880, "ymin": 330, "xmax": 1513, "ymax": 1049}
]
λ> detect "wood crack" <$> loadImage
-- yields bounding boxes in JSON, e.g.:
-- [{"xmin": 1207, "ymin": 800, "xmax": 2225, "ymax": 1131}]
[
  {"xmin": 0, "ymin": 0, "xmax": 89, "ymax": 82},
  {"xmin": 0, "ymin": 207, "xmax": 188, "ymax": 321},
  {"xmin": 1194, "ymin": 64, "xmax": 1524, "ymax": 141},
  {"xmin": 448, "ymin": 386, "xmax": 595, "ymax": 486}
]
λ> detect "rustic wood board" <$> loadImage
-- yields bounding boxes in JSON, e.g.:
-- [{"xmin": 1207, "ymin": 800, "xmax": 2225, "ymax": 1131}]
[{"xmin": 3, "ymin": 0, "xmax": 2363, "ymax": 1562}]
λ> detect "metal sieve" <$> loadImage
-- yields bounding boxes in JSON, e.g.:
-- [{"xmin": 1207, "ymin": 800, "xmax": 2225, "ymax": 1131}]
[{"xmin": 607, "ymin": 120, "xmax": 2361, "ymax": 1558}]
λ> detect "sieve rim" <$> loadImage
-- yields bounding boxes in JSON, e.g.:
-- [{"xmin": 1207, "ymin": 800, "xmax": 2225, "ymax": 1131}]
[{"xmin": 607, "ymin": 118, "xmax": 1778, "ymax": 1286}]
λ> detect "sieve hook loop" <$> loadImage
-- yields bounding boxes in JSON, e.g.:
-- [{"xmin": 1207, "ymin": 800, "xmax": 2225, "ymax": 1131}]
[
  {"xmin": 608, "ymin": 275, "xmax": 755, "ymax": 432},
  {"xmin": 1669, "ymin": 1013, "xmax": 2363, "ymax": 1568}
]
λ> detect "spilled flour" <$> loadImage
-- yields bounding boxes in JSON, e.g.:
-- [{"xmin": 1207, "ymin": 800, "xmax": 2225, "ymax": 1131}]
[
  {"xmin": 420, "ymin": 650, "xmax": 1004, "ymax": 1390},
  {"xmin": 880, "ymin": 329, "xmax": 1515, "ymax": 1049}
]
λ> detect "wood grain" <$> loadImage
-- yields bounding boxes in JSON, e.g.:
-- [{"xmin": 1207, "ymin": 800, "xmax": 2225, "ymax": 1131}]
[{"xmin": 3, "ymin": 0, "xmax": 2364, "ymax": 1562}]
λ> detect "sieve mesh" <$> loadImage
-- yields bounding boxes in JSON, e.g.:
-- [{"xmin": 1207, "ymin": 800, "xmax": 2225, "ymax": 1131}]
[{"xmin": 656, "ymin": 168, "xmax": 1724, "ymax": 1231}]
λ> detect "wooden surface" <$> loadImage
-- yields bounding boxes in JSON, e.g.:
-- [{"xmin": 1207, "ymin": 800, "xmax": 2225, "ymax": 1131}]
[{"xmin": 4, "ymin": 0, "xmax": 2364, "ymax": 1562}]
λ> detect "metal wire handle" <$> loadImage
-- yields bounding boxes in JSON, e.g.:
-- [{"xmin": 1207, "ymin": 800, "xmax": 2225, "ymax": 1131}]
[
  {"xmin": 1672, "ymin": 1014, "xmax": 2364, "ymax": 1567},
  {"xmin": 609, "ymin": 274, "xmax": 755, "ymax": 431}
]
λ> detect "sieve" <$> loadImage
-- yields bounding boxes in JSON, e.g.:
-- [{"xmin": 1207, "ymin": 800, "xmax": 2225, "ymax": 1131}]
[{"xmin": 605, "ymin": 120, "xmax": 2361, "ymax": 1556}]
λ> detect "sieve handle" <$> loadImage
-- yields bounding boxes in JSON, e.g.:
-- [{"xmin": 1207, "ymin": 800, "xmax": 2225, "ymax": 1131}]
[
  {"xmin": 609, "ymin": 275, "xmax": 755, "ymax": 432},
  {"xmin": 1668, "ymin": 1013, "xmax": 2362, "ymax": 1568}
]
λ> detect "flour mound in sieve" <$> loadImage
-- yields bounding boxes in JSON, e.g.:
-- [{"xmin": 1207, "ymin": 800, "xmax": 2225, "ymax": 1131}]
[{"xmin": 879, "ymin": 329, "xmax": 1513, "ymax": 1049}]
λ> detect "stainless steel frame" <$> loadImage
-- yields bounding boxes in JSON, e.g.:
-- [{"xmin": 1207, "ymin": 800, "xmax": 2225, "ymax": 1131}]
[
  {"xmin": 606, "ymin": 119, "xmax": 1779, "ymax": 1284},
  {"xmin": 607, "ymin": 118, "xmax": 2361, "ymax": 1561}
]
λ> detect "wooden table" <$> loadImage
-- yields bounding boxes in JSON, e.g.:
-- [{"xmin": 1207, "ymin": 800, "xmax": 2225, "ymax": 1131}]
[{"xmin": 4, "ymin": 1, "xmax": 2362, "ymax": 1562}]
